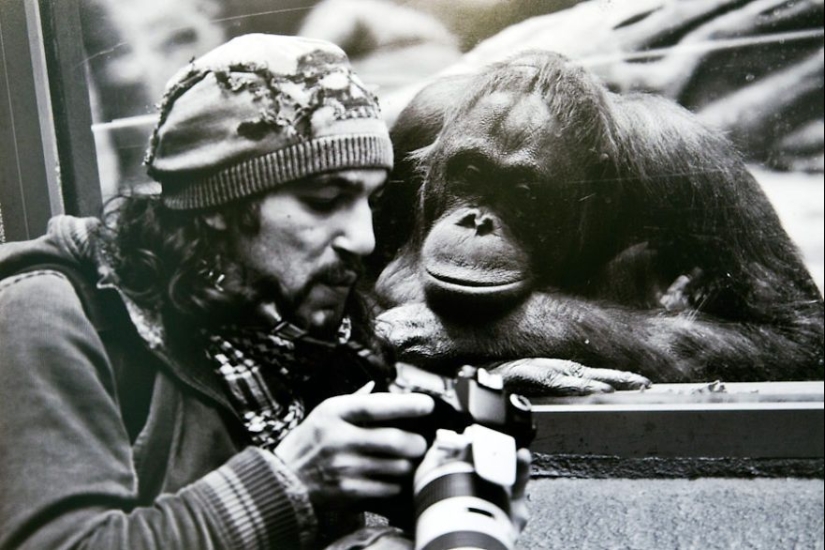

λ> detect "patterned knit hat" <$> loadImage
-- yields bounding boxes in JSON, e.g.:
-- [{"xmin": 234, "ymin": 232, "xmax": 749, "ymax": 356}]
[{"xmin": 144, "ymin": 34, "xmax": 394, "ymax": 210}]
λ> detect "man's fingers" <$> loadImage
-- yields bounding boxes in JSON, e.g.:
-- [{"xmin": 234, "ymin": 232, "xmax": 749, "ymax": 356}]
[
  {"xmin": 318, "ymin": 454, "xmax": 416, "ymax": 499},
  {"xmin": 367, "ymin": 456, "xmax": 418, "ymax": 478},
  {"xmin": 327, "ymin": 393, "xmax": 435, "ymax": 423},
  {"xmin": 352, "ymin": 427, "xmax": 429, "ymax": 458},
  {"xmin": 332, "ymin": 453, "xmax": 418, "ymax": 479},
  {"xmin": 336, "ymin": 477, "xmax": 405, "ymax": 500}
]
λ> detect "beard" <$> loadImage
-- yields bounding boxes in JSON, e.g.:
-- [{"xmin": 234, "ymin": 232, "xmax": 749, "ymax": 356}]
[{"xmin": 228, "ymin": 255, "xmax": 366, "ymax": 338}]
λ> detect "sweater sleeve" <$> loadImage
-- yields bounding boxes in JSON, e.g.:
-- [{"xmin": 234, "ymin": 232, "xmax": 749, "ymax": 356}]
[{"xmin": 0, "ymin": 271, "xmax": 315, "ymax": 549}]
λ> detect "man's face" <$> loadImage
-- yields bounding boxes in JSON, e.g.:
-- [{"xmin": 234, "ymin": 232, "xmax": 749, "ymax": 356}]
[{"xmin": 230, "ymin": 169, "xmax": 386, "ymax": 336}]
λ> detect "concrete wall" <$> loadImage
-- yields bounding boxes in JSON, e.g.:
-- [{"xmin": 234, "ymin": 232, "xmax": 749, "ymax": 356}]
[{"xmin": 519, "ymin": 477, "xmax": 824, "ymax": 549}]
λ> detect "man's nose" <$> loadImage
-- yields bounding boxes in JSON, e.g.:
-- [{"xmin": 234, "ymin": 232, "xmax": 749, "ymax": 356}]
[{"xmin": 334, "ymin": 199, "xmax": 376, "ymax": 257}]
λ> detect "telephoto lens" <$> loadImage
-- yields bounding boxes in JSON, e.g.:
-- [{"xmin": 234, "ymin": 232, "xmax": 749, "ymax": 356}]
[{"xmin": 412, "ymin": 424, "xmax": 519, "ymax": 550}]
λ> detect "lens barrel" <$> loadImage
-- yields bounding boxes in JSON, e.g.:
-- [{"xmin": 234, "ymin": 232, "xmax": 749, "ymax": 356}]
[{"xmin": 414, "ymin": 461, "xmax": 516, "ymax": 550}]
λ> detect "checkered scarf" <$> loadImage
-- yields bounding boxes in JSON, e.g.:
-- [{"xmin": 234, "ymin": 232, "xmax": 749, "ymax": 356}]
[{"xmin": 204, "ymin": 308, "xmax": 391, "ymax": 452}]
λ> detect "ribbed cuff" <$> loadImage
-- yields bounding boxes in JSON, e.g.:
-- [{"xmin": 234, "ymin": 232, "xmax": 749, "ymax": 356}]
[
  {"xmin": 261, "ymin": 449, "xmax": 319, "ymax": 548},
  {"xmin": 160, "ymin": 134, "xmax": 393, "ymax": 210},
  {"xmin": 191, "ymin": 447, "xmax": 316, "ymax": 549}
]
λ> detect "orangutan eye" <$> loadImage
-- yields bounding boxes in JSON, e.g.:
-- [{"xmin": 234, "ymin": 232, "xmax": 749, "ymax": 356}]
[
  {"xmin": 464, "ymin": 164, "xmax": 482, "ymax": 177},
  {"xmin": 514, "ymin": 183, "xmax": 535, "ymax": 202},
  {"xmin": 445, "ymin": 163, "xmax": 483, "ymax": 197},
  {"xmin": 456, "ymin": 164, "xmax": 483, "ymax": 185},
  {"xmin": 446, "ymin": 151, "xmax": 486, "ymax": 184}
]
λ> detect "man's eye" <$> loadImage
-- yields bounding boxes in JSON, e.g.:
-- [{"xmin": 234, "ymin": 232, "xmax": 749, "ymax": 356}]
[
  {"xmin": 303, "ymin": 195, "xmax": 343, "ymax": 211},
  {"xmin": 368, "ymin": 187, "xmax": 385, "ymax": 208}
]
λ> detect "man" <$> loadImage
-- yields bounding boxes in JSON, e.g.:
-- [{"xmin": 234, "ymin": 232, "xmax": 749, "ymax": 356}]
[{"xmin": 0, "ymin": 34, "xmax": 529, "ymax": 549}]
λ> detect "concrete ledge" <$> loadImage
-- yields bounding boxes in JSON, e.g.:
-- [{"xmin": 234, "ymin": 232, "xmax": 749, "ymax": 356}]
[
  {"xmin": 518, "ymin": 382, "xmax": 824, "ymax": 548},
  {"xmin": 531, "ymin": 381, "xmax": 824, "ymax": 459},
  {"xmin": 519, "ymin": 477, "xmax": 825, "ymax": 549},
  {"xmin": 531, "ymin": 454, "xmax": 825, "ymax": 479}
]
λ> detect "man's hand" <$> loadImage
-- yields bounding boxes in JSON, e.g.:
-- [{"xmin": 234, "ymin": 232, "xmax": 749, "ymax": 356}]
[{"xmin": 275, "ymin": 392, "xmax": 435, "ymax": 512}]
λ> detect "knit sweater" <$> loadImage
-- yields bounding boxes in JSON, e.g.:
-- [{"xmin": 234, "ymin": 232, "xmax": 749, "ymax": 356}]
[{"xmin": 0, "ymin": 216, "xmax": 333, "ymax": 549}]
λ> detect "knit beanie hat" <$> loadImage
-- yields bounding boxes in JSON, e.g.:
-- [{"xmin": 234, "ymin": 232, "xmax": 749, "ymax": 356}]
[{"xmin": 144, "ymin": 34, "xmax": 394, "ymax": 210}]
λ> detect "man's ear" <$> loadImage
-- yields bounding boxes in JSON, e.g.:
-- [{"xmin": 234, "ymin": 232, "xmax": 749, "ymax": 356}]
[{"xmin": 202, "ymin": 212, "xmax": 228, "ymax": 231}]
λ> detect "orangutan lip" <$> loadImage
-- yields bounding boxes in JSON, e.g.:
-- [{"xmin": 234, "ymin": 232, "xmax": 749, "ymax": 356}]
[
  {"xmin": 425, "ymin": 268, "xmax": 525, "ymax": 288},
  {"xmin": 425, "ymin": 272, "xmax": 529, "ymax": 299}
]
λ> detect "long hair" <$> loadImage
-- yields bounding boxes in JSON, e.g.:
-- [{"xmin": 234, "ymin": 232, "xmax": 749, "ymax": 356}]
[
  {"xmin": 97, "ymin": 192, "xmax": 386, "ymax": 351},
  {"xmin": 98, "ymin": 193, "xmax": 260, "ymax": 327}
]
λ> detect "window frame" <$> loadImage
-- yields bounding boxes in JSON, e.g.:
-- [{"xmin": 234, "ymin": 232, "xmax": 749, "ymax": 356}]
[{"xmin": 0, "ymin": 0, "xmax": 100, "ymax": 243}]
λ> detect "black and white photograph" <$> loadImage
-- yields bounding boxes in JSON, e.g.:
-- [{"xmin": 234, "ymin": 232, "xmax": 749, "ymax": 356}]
[{"xmin": 1, "ymin": 1, "xmax": 823, "ymax": 548}]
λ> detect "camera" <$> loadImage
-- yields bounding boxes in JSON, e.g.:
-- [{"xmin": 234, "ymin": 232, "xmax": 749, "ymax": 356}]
[
  {"xmin": 312, "ymin": 340, "xmax": 535, "ymax": 548},
  {"xmin": 385, "ymin": 363, "xmax": 535, "ymax": 449},
  {"xmin": 382, "ymin": 363, "xmax": 536, "ymax": 550}
]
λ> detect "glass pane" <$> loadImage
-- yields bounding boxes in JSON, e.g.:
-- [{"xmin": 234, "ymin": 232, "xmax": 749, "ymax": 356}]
[{"xmin": 78, "ymin": 0, "xmax": 823, "ymax": 291}]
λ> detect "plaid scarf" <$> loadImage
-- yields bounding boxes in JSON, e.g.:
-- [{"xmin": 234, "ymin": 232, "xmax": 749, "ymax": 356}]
[{"xmin": 204, "ymin": 307, "xmax": 392, "ymax": 452}]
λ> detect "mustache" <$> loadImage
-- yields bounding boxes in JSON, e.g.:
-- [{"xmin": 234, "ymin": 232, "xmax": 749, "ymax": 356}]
[
  {"xmin": 234, "ymin": 255, "xmax": 366, "ymax": 318},
  {"xmin": 314, "ymin": 256, "xmax": 365, "ymax": 286}
]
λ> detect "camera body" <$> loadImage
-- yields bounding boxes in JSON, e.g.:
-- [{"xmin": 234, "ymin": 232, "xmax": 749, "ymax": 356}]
[
  {"xmin": 383, "ymin": 363, "xmax": 535, "ymax": 550},
  {"xmin": 385, "ymin": 363, "xmax": 535, "ymax": 448}
]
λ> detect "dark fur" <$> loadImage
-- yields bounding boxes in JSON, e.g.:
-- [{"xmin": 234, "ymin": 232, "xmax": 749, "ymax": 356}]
[{"xmin": 369, "ymin": 51, "xmax": 824, "ymax": 383}]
